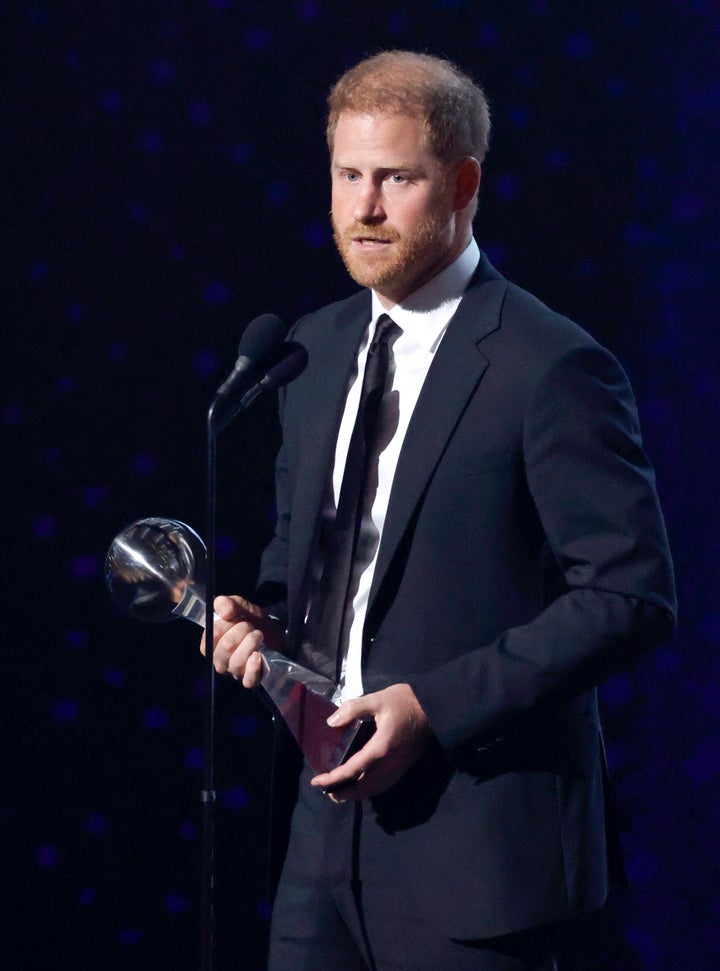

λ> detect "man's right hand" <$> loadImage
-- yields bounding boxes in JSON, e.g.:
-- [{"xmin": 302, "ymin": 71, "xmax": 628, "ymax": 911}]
[{"xmin": 199, "ymin": 595, "xmax": 286, "ymax": 688}]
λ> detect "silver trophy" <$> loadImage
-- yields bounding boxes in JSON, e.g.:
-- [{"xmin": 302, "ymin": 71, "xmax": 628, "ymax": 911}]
[{"xmin": 106, "ymin": 517, "xmax": 360, "ymax": 773}]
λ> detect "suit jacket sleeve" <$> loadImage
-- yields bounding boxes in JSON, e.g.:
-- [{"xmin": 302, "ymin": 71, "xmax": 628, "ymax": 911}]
[{"xmin": 407, "ymin": 339, "xmax": 676, "ymax": 752}]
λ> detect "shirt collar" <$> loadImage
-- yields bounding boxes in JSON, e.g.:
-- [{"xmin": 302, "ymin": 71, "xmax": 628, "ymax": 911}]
[{"xmin": 370, "ymin": 238, "xmax": 480, "ymax": 351}]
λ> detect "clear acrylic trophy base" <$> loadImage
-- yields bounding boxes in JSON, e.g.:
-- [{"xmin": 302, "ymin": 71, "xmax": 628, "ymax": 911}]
[{"xmin": 106, "ymin": 518, "xmax": 361, "ymax": 775}]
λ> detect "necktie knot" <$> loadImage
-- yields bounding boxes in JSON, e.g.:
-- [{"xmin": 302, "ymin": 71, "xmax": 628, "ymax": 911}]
[{"xmin": 369, "ymin": 314, "xmax": 398, "ymax": 356}]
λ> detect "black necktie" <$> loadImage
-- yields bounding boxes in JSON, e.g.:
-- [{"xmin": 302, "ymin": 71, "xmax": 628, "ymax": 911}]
[{"xmin": 305, "ymin": 314, "xmax": 399, "ymax": 681}]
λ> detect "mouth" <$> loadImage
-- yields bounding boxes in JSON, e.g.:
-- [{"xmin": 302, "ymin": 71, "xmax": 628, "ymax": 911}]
[{"xmin": 351, "ymin": 235, "xmax": 393, "ymax": 249}]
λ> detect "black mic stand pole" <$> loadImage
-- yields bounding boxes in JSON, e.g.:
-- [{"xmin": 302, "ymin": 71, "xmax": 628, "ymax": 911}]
[
  {"xmin": 199, "ymin": 342, "xmax": 308, "ymax": 971},
  {"xmin": 201, "ymin": 397, "xmax": 220, "ymax": 971}
]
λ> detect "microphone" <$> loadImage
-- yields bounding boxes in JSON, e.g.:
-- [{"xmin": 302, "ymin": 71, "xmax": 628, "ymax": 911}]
[
  {"xmin": 210, "ymin": 313, "xmax": 286, "ymax": 431},
  {"xmin": 214, "ymin": 313, "xmax": 286, "ymax": 399},
  {"xmin": 239, "ymin": 342, "xmax": 308, "ymax": 410}
]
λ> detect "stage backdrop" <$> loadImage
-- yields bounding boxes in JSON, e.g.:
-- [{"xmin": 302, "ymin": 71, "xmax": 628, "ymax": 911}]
[{"xmin": 4, "ymin": 2, "xmax": 718, "ymax": 969}]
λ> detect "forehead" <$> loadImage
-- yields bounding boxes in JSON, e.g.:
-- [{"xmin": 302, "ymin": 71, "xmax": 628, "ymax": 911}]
[{"xmin": 331, "ymin": 111, "xmax": 434, "ymax": 165}]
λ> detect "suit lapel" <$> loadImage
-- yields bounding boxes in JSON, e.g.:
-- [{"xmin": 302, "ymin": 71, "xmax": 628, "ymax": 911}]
[{"xmin": 366, "ymin": 264, "xmax": 508, "ymax": 623}]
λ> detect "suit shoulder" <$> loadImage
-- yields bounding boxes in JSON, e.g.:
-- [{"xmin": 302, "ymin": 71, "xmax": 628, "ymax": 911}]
[
  {"xmin": 501, "ymin": 280, "xmax": 601, "ymax": 355},
  {"xmin": 289, "ymin": 289, "xmax": 370, "ymax": 343}
]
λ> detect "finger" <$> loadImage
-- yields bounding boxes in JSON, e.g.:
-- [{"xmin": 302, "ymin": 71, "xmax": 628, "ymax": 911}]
[
  {"xmin": 241, "ymin": 647, "xmax": 265, "ymax": 688},
  {"xmin": 211, "ymin": 627, "xmax": 241, "ymax": 674},
  {"xmin": 310, "ymin": 747, "xmax": 372, "ymax": 791},
  {"xmin": 214, "ymin": 594, "xmax": 245, "ymax": 621},
  {"xmin": 226, "ymin": 629, "xmax": 263, "ymax": 679},
  {"xmin": 327, "ymin": 697, "xmax": 372, "ymax": 728}
]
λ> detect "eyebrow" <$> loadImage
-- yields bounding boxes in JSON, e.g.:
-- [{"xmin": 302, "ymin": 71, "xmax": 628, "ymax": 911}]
[{"xmin": 332, "ymin": 163, "xmax": 425, "ymax": 177}]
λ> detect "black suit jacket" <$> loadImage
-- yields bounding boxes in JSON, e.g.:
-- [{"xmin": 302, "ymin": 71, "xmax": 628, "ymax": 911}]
[{"xmin": 257, "ymin": 253, "xmax": 676, "ymax": 939}]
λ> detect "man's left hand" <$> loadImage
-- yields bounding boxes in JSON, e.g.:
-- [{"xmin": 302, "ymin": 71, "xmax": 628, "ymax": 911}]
[{"xmin": 310, "ymin": 683, "xmax": 432, "ymax": 802}]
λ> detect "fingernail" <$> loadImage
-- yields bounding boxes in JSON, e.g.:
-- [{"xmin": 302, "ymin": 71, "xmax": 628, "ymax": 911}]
[{"xmin": 327, "ymin": 712, "xmax": 340, "ymax": 726}]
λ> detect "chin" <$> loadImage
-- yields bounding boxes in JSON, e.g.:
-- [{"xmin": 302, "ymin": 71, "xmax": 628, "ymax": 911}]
[{"xmin": 340, "ymin": 251, "xmax": 407, "ymax": 295}]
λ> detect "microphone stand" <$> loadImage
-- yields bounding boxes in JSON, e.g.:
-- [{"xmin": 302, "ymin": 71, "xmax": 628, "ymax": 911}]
[
  {"xmin": 199, "ymin": 346, "xmax": 303, "ymax": 970},
  {"xmin": 201, "ymin": 397, "xmax": 220, "ymax": 971},
  {"xmin": 199, "ymin": 342, "xmax": 319, "ymax": 970}
]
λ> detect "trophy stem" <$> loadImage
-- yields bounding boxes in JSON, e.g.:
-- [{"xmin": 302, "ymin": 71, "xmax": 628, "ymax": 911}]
[
  {"xmin": 257, "ymin": 648, "xmax": 361, "ymax": 775},
  {"xmin": 173, "ymin": 594, "xmax": 360, "ymax": 774}
]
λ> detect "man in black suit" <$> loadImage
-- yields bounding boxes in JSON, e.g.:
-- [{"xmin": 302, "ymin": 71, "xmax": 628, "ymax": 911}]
[{"xmin": 207, "ymin": 51, "xmax": 676, "ymax": 970}]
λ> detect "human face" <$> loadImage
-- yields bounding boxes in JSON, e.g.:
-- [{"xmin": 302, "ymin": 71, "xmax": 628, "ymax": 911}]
[{"xmin": 331, "ymin": 112, "xmax": 467, "ymax": 308}]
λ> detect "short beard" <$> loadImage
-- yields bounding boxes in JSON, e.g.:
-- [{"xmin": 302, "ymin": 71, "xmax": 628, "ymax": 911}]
[{"xmin": 332, "ymin": 211, "xmax": 449, "ymax": 299}]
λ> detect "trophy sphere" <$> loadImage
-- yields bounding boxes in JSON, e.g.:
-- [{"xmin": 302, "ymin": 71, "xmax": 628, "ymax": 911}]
[{"xmin": 105, "ymin": 518, "xmax": 207, "ymax": 623}]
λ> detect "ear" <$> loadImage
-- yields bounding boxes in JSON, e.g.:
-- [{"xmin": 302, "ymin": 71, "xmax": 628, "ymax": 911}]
[{"xmin": 453, "ymin": 156, "xmax": 481, "ymax": 211}]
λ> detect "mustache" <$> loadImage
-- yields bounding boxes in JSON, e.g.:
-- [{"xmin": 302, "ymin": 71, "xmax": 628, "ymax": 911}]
[{"xmin": 336, "ymin": 222, "xmax": 401, "ymax": 243}]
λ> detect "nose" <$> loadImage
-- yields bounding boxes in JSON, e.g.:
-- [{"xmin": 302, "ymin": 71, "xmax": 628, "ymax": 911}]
[{"xmin": 353, "ymin": 182, "xmax": 384, "ymax": 223}]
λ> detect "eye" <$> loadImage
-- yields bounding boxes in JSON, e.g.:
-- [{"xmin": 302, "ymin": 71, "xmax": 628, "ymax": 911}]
[
  {"xmin": 389, "ymin": 173, "xmax": 407, "ymax": 184},
  {"xmin": 344, "ymin": 171, "xmax": 360, "ymax": 183}
]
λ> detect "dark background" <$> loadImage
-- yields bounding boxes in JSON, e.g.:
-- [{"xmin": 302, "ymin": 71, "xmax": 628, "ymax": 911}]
[{"xmin": 3, "ymin": 2, "xmax": 718, "ymax": 969}]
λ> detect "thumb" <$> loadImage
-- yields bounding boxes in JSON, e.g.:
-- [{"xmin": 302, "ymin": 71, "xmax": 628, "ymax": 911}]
[
  {"xmin": 213, "ymin": 595, "xmax": 239, "ymax": 620},
  {"xmin": 327, "ymin": 696, "xmax": 370, "ymax": 728},
  {"xmin": 214, "ymin": 594, "xmax": 259, "ymax": 620}
]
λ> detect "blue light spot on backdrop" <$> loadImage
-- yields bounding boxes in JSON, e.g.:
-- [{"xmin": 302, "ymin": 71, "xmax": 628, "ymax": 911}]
[
  {"xmin": 684, "ymin": 739, "xmax": 720, "ymax": 785},
  {"xmin": 203, "ymin": 280, "xmax": 231, "ymax": 305},
  {"xmin": 164, "ymin": 892, "xmax": 190, "ymax": 913},
  {"xmin": 108, "ymin": 340, "xmax": 127, "ymax": 361},
  {"xmin": 624, "ymin": 222, "xmax": 656, "ymax": 247},
  {"xmin": 494, "ymin": 174, "xmax": 521, "ymax": 202},
  {"xmin": 33, "ymin": 515, "xmax": 55, "ymax": 539},
  {"xmin": 28, "ymin": 260, "xmax": 49, "ymax": 280},
  {"xmin": 128, "ymin": 202, "xmax": 149, "ymax": 221},
  {"xmin": 698, "ymin": 614, "xmax": 720, "ymax": 644},
  {"xmin": 132, "ymin": 453, "xmax": 156, "ymax": 477},
  {"xmin": 35, "ymin": 845, "xmax": 60, "ymax": 869},
  {"xmin": 606, "ymin": 77, "xmax": 629, "ymax": 98},
  {"xmin": 105, "ymin": 669, "xmax": 125, "ymax": 688},
  {"xmin": 65, "ymin": 629, "xmax": 87, "ymax": 649},
  {"xmin": 101, "ymin": 91, "xmax": 124, "ymax": 113},
  {"xmin": 71, "ymin": 555, "xmax": 98, "ymax": 579},
  {"xmin": 184, "ymin": 747, "xmax": 203, "ymax": 770},
  {"xmin": 301, "ymin": 222, "xmax": 330, "ymax": 247},
  {"xmin": 189, "ymin": 99, "xmax": 214, "ymax": 126},
  {"xmin": 83, "ymin": 486, "xmax": 108, "ymax": 509},
  {"xmin": 243, "ymin": 28, "xmax": 272, "ymax": 49},
  {"xmin": 625, "ymin": 847, "xmax": 660, "ymax": 883},
  {"xmin": 508, "ymin": 106, "xmax": 531, "ymax": 129},
  {"xmin": 545, "ymin": 147, "xmax": 569, "ymax": 169},
  {"xmin": 601, "ymin": 672, "xmax": 635, "ymax": 708},
  {"xmin": 230, "ymin": 142, "xmax": 254, "ymax": 165},
  {"xmin": 565, "ymin": 32, "xmax": 595, "ymax": 60},
  {"xmin": 221, "ymin": 785, "xmax": 250, "ymax": 811},
  {"xmin": 216, "ymin": 534, "xmax": 237, "ymax": 559},
  {"xmin": 192, "ymin": 349, "xmax": 220, "ymax": 379},
  {"xmin": 4, "ymin": 404, "xmax": 22, "ymax": 425},
  {"xmin": 51, "ymin": 699, "xmax": 80, "ymax": 722},
  {"xmin": 476, "ymin": 22, "xmax": 501, "ymax": 48},
  {"xmin": 150, "ymin": 60, "xmax": 176, "ymax": 85},
  {"xmin": 297, "ymin": 0, "xmax": 321, "ymax": 22},
  {"xmin": 143, "ymin": 707, "xmax": 169, "ymax": 730},
  {"xmin": 179, "ymin": 819, "xmax": 198, "ymax": 840},
  {"xmin": 229, "ymin": 714, "xmax": 258, "ymax": 738},
  {"xmin": 140, "ymin": 131, "xmax": 164, "ymax": 153},
  {"xmin": 266, "ymin": 181, "xmax": 291, "ymax": 206},
  {"xmin": 118, "ymin": 927, "xmax": 142, "ymax": 946},
  {"xmin": 85, "ymin": 813, "xmax": 106, "ymax": 835}
]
